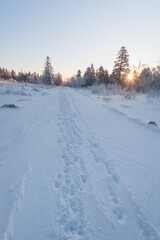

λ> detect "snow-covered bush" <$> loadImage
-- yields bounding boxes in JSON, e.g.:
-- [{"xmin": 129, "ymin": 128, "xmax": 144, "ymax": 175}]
[
  {"xmin": 68, "ymin": 76, "xmax": 87, "ymax": 88},
  {"xmin": 0, "ymin": 81, "xmax": 42, "ymax": 95},
  {"xmin": 89, "ymin": 84, "xmax": 136, "ymax": 98}
]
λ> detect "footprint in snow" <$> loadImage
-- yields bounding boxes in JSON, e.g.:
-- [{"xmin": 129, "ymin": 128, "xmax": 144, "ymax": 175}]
[
  {"xmin": 111, "ymin": 173, "xmax": 119, "ymax": 184},
  {"xmin": 73, "ymin": 156, "xmax": 78, "ymax": 162},
  {"xmin": 69, "ymin": 218, "xmax": 82, "ymax": 235},
  {"xmin": 57, "ymin": 138, "xmax": 62, "ymax": 143},
  {"xmin": 62, "ymin": 186, "xmax": 69, "ymax": 198},
  {"xmin": 54, "ymin": 174, "xmax": 63, "ymax": 189},
  {"xmin": 113, "ymin": 206, "xmax": 123, "ymax": 221},
  {"xmin": 89, "ymin": 140, "xmax": 100, "ymax": 149},
  {"xmin": 69, "ymin": 183, "xmax": 77, "ymax": 196},
  {"xmin": 94, "ymin": 155, "xmax": 100, "ymax": 163},
  {"xmin": 81, "ymin": 174, "xmax": 87, "ymax": 184},
  {"xmin": 70, "ymin": 198, "xmax": 80, "ymax": 213},
  {"xmin": 63, "ymin": 165, "xmax": 69, "ymax": 173}
]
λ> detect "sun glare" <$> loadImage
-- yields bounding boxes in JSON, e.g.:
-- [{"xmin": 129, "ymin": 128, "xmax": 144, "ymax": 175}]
[{"xmin": 128, "ymin": 73, "xmax": 133, "ymax": 80}]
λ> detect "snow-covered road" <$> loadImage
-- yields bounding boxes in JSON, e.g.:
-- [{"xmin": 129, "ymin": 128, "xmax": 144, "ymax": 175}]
[{"xmin": 0, "ymin": 86, "xmax": 160, "ymax": 240}]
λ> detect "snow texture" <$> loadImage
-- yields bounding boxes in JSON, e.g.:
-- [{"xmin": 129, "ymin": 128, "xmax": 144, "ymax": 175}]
[{"xmin": 0, "ymin": 83, "xmax": 160, "ymax": 240}]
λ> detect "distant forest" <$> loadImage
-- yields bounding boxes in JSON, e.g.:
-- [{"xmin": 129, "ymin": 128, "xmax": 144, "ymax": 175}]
[
  {"xmin": 0, "ymin": 56, "xmax": 63, "ymax": 86},
  {"xmin": 1, "ymin": 47, "xmax": 160, "ymax": 93}
]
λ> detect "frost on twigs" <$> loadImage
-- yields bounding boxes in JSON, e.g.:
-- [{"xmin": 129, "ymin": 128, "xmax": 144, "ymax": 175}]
[{"xmin": 1, "ymin": 104, "xmax": 18, "ymax": 108}]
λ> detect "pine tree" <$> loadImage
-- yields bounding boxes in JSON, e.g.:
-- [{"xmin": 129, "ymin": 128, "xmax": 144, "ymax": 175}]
[
  {"xmin": 138, "ymin": 67, "xmax": 152, "ymax": 92},
  {"xmin": 11, "ymin": 70, "xmax": 16, "ymax": 80},
  {"xmin": 84, "ymin": 64, "xmax": 96, "ymax": 86},
  {"xmin": 76, "ymin": 70, "xmax": 81, "ymax": 78},
  {"xmin": 42, "ymin": 56, "xmax": 54, "ymax": 85},
  {"xmin": 152, "ymin": 66, "xmax": 160, "ymax": 92},
  {"xmin": 112, "ymin": 46, "xmax": 130, "ymax": 85},
  {"xmin": 96, "ymin": 66, "xmax": 109, "ymax": 84}
]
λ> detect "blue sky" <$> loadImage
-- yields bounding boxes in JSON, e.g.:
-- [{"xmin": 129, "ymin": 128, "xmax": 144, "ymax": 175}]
[{"xmin": 0, "ymin": 0, "xmax": 160, "ymax": 79}]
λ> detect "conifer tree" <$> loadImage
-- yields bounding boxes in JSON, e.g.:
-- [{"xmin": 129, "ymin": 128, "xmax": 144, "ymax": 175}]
[
  {"xmin": 84, "ymin": 64, "xmax": 96, "ymax": 86},
  {"xmin": 96, "ymin": 66, "xmax": 109, "ymax": 84},
  {"xmin": 112, "ymin": 46, "xmax": 129, "ymax": 85},
  {"xmin": 42, "ymin": 56, "xmax": 54, "ymax": 85},
  {"xmin": 76, "ymin": 70, "xmax": 81, "ymax": 78}
]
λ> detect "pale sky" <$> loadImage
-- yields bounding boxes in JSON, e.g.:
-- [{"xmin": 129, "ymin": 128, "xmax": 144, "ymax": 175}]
[{"xmin": 0, "ymin": 0, "xmax": 160, "ymax": 79}]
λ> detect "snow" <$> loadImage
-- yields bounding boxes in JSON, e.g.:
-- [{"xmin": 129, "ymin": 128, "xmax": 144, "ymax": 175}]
[
  {"xmin": 77, "ymin": 86, "xmax": 160, "ymax": 127},
  {"xmin": 0, "ymin": 83, "xmax": 160, "ymax": 240}
]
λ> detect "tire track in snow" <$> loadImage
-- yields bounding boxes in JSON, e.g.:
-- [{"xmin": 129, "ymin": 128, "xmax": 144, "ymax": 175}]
[
  {"xmin": 68, "ymin": 88, "xmax": 160, "ymax": 239},
  {"xmin": 88, "ymin": 138, "xmax": 124, "ymax": 223},
  {"xmin": 68, "ymin": 89, "xmax": 125, "ymax": 224},
  {"xmin": 87, "ymin": 126, "xmax": 160, "ymax": 239},
  {"xmin": 87, "ymin": 121, "xmax": 159, "ymax": 239}
]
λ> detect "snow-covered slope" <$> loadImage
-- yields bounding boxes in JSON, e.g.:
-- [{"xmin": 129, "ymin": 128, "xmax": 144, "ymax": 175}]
[
  {"xmin": 0, "ymin": 85, "xmax": 160, "ymax": 240},
  {"xmin": 77, "ymin": 87, "xmax": 160, "ymax": 127}
]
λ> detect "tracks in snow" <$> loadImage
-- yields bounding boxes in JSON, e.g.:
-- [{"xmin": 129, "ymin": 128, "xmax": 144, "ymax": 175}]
[
  {"xmin": 54, "ymin": 89, "xmax": 88, "ymax": 240},
  {"xmin": 67, "ymin": 88, "xmax": 160, "ymax": 240},
  {"xmin": 1, "ymin": 87, "xmax": 160, "ymax": 240}
]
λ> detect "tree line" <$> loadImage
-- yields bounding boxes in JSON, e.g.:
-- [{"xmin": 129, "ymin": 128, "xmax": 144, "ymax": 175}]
[
  {"xmin": 1, "ymin": 47, "xmax": 160, "ymax": 93},
  {"xmin": 0, "ymin": 56, "xmax": 63, "ymax": 86},
  {"xmin": 0, "ymin": 68, "xmax": 40, "ymax": 84},
  {"xmin": 67, "ymin": 46, "xmax": 160, "ymax": 93}
]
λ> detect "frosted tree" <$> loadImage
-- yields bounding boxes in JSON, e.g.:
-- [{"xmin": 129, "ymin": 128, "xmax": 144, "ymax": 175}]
[
  {"xmin": 54, "ymin": 72, "xmax": 63, "ymax": 86},
  {"xmin": 76, "ymin": 70, "xmax": 82, "ymax": 78},
  {"xmin": 138, "ymin": 67, "xmax": 152, "ymax": 92},
  {"xmin": 11, "ymin": 70, "xmax": 16, "ymax": 80},
  {"xmin": 96, "ymin": 66, "xmax": 109, "ymax": 84},
  {"xmin": 112, "ymin": 46, "xmax": 130, "ymax": 85},
  {"xmin": 149, "ymin": 66, "xmax": 160, "ymax": 96},
  {"xmin": 152, "ymin": 66, "xmax": 160, "ymax": 90},
  {"xmin": 42, "ymin": 56, "xmax": 54, "ymax": 85},
  {"xmin": 84, "ymin": 64, "xmax": 96, "ymax": 86}
]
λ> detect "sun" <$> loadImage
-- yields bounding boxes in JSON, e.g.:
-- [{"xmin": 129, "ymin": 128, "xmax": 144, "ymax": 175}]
[{"xmin": 128, "ymin": 73, "xmax": 133, "ymax": 80}]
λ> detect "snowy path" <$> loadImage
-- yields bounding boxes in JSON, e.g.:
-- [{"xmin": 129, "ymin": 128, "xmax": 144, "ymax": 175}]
[{"xmin": 0, "ymin": 87, "xmax": 160, "ymax": 240}]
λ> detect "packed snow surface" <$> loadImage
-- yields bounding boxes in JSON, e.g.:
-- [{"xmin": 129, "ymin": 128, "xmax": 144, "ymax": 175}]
[{"xmin": 0, "ymin": 83, "xmax": 160, "ymax": 240}]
